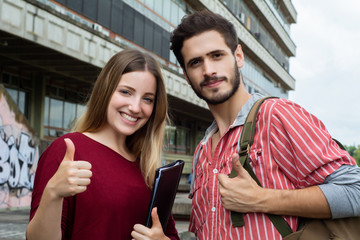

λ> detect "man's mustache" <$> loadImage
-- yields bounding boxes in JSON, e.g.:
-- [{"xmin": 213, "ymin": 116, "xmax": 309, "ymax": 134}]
[{"xmin": 200, "ymin": 76, "xmax": 227, "ymax": 87}]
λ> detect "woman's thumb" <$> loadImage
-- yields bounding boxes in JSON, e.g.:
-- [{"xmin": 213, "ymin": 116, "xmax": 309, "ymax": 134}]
[
  {"xmin": 151, "ymin": 207, "xmax": 162, "ymax": 229},
  {"xmin": 63, "ymin": 138, "xmax": 75, "ymax": 161}
]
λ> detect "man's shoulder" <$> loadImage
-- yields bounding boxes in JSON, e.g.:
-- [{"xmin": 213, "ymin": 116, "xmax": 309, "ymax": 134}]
[{"xmin": 260, "ymin": 97, "xmax": 302, "ymax": 114}]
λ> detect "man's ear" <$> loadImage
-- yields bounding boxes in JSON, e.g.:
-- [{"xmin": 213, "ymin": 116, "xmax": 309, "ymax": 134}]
[
  {"xmin": 235, "ymin": 44, "xmax": 244, "ymax": 69},
  {"xmin": 181, "ymin": 67, "xmax": 191, "ymax": 85}
]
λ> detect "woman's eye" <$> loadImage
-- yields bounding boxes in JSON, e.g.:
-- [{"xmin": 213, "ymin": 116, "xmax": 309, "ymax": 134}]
[
  {"xmin": 120, "ymin": 90, "xmax": 130, "ymax": 95},
  {"xmin": 143, "ymin": 97, "xmax": 154, "ymax": 103}
]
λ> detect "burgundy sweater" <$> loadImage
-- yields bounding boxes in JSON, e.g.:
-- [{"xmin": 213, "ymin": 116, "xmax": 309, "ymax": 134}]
[{"xmin": 30, "ymin": 132, "xmax": 179, "ymax": 239}]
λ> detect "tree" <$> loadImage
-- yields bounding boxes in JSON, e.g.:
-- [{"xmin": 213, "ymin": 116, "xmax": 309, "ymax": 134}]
[
  {"xmin": 353, "ymin": 146, "xmax": 360, "ymax": 166},
  {"xmin": 345, "ymin": 144, "xmax": 360, "ymax": 166}
]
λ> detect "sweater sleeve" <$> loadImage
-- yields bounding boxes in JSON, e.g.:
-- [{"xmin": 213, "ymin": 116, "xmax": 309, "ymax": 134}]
[
  {"xmin": 319, "ymin": 164, "xmax": 360, "ymax": 218},
  {"xmin": 164, "ymin": 214, "xmax": 180, "ymax": 240},
  {"xmin": 29, "ymin": 135, "xmax": 73, "ymax": 237}
]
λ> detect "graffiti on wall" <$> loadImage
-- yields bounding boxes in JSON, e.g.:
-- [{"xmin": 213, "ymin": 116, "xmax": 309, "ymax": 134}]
[{"xmin": 0, "ymin": 85, "xmax": 39, "ymax": 209}]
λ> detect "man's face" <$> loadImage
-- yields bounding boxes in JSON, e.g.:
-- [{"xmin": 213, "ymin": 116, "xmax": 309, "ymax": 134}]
[{"xmin": 181, "ymin": 30, "xmax": 243, "ymax": 105}]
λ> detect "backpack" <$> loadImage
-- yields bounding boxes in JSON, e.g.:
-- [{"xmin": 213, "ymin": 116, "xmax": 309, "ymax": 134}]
[{"xmin": 230, "ymin": 96, "xmax": 360, "ymax": 240}]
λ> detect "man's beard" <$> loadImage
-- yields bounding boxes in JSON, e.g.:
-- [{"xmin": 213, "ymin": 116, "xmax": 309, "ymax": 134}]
[{"xmin": 187, "ymin": 62, "xmax": 240, "ymax": 105}]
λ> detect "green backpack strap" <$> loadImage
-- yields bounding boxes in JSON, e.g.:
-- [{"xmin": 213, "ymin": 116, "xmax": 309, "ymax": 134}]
[
  {"xmin": 229, "ymin": 96, "xmax": 293, "ymax": 238},
  {"xmin": 333, "ymin": 138, "xmax": 346, "ymax": 150}
]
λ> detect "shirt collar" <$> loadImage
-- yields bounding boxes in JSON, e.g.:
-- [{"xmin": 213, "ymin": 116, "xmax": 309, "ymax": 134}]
[{"xmin": 201, "ymin": 93, "xmax": 264, "ymax": 145}]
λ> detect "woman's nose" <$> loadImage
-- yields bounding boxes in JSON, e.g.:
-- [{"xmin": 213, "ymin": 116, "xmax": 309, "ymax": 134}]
[{"xmin": 128, "ymin": 98, "xmax": 141, "ymax": 113}]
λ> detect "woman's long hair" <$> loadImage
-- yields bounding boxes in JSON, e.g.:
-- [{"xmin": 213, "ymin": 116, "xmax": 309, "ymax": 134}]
[{"xmin": 73, "ymin": 49, "xmax": 168, "ymax": 188}]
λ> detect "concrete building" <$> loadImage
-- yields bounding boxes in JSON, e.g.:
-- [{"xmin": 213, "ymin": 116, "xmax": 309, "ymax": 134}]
[{"xmin": 0, "ymin": 0, "xmax": 297, "ymax": 209}]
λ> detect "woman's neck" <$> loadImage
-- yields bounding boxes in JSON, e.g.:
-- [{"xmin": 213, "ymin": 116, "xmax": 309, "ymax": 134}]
[{"xmin": 82, "ymin": 129, "xmax": 136, "ymax": 162}]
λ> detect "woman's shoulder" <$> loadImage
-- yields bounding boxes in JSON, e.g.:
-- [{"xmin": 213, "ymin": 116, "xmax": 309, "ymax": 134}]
[
  {"xmin": 52, "ymin": 132, "xmax": 85, "ymax": 144},
  {"xmin": 43, "ymin": 132, "xmax": 82, "ymax": 153}
]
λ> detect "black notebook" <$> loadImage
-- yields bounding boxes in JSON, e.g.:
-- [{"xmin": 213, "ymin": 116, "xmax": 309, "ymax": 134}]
[{"xmin": 145, "ymin": 159, "xmax": 185, "ymax": 229}]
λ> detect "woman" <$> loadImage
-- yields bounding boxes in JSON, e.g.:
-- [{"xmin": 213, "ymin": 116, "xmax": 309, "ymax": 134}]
[{"xmin": 26, "ymin": 49, "xmax": 179, "ymax": 240}]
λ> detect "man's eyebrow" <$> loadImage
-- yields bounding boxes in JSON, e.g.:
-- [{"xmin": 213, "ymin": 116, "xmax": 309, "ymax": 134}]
[
  {"xmin": 206, "ymin": 49, "xmax": 226, "ymax": 56},
  {"xmin": 186, "ymin": 49, "xmax": 226, "ymax": 67}
]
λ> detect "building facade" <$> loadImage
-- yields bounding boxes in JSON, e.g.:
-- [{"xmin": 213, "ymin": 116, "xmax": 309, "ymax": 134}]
[{"xmin": 0, "ymin": 0, "xmax": 296, "ymax": 208}]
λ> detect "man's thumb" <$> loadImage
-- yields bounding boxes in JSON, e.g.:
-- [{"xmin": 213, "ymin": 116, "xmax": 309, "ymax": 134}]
[
  {"xmin": 63, "ymin": 138, "xmax": 75, "ymax": 161},
  {"xmin": 231, "ymin": 153, "xmax": 245, "ymax": 177}
]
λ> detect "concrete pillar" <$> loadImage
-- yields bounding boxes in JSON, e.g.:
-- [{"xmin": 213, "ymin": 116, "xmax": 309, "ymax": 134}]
[{"xmin": 30, "ymin": 76, "xmax": 45, "ymax": 138}]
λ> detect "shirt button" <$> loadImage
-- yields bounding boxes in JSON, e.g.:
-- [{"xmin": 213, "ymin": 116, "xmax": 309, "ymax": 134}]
[
  {"xmin": 211, "ymin": 207, "xmax": 216, "ymax": 212},
  {"xmin": 213, "ymin": 169, "xmax": 218, "ymax": 174}
]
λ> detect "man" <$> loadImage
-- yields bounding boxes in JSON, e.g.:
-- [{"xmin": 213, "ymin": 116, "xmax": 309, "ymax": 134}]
[{"xmin": 170, "ymin": 10, "xmax": 360, "ymax": 239}]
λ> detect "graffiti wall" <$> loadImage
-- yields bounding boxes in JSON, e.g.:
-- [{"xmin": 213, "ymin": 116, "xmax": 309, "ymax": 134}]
[{"xmin": 0, "ymin": 85, "xmax": 39, "ymax": 209}]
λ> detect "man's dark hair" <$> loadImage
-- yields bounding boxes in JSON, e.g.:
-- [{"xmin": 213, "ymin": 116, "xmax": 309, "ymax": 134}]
[{"xmin": 170, "ymin": 9, "xmax": 238, "ymax": 69}]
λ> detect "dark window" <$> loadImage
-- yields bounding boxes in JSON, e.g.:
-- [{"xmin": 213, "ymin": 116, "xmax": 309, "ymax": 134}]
[
  {"xmin": 134, "ymin": 11, "xmax": 144, "ymax": 46},
  {"xmin": 55, "ymin": 0, "xmax": 66, "ymax": 5},
  {"xmin": 153, "ymin": 24, "xmax": 162, "ymax": 56},
  {"xmin": 66, "ymin": 0, "xmax": 82, "ymax": 13},
  {"xmin": 52, "ymin": 0, "xmax": 172, "ymax": 62},
  {"xmin": 44, "ymin": 96, "xmax": 86, "ymax": 138},
  {"xmin": 111, "ymin": 1, "xmax": 123, "ymax": 34},
  {"xmin": 162, "ymin": 30, "xmax": 170, "ymax": 60},
  {"xmin": 83, "ymin": 0, "xmax": 97, "ymax": 21},
  {"xmin": 144, "ymin": 19, "xmax": 154, "ymax": 51},
  {"xmin": 164, "ymin": 126, "xmax": 191, "ymax": 155},
  {"xmin": 1, "ymin": 73, "xmax": 30, "ymax": 119},
  {"xmin": 97, "ymin": 0, "xmax": 111, "ymax": 28},
  {"xmin": 122, "ymin": 4, "xmax": 134, "ymax": 41}
]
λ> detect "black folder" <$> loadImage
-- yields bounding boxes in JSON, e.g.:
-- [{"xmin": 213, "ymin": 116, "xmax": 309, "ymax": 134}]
[{"xmin": 145, "ymin": 159, "xmax": 185, "ymax": 229}]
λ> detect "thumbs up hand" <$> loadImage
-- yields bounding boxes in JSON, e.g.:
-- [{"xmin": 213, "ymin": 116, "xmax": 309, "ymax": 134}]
[
  {"xmin": 46, "ymin": 138, "xmax": 92, "ymax": 200},
  {"xmin": 217, "ymin": 153, "xmax": 265, "ymax": 213},
  {"xmin": 131, "ymin": 208, "xmax": 169, "ymax": 240}
]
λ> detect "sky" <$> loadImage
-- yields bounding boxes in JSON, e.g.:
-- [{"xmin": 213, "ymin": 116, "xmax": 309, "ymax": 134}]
[{"xmin": 288, "ymin": 0, "xmax": 360, "ymax": 146}]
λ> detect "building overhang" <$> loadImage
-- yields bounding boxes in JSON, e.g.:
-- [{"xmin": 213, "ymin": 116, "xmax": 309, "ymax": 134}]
[{"xmin": 0, "ymin": 0, "xmax": 208, "ymax": 110}]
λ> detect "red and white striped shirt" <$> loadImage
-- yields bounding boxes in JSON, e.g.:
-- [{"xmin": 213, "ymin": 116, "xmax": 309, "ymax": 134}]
[{"xmin": 189, "ymin": 95, "xmax": 355, "ymax": 240}]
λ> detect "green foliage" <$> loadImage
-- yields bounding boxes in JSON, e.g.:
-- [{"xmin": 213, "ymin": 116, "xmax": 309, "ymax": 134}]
[{"xmin": 345, "ymin": 144, "xmax": 360, "ymax": 166}]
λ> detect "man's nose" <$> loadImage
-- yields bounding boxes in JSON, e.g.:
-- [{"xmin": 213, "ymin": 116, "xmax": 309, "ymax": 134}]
[{"xmin": 203, "ymin": 59, "xmax": 216, "ymax": 77}]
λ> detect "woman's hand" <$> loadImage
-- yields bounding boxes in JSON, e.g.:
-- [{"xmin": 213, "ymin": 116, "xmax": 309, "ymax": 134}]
[
  {"xmin": 131, "ymin": 208, "xmax": 169, "ymax": 240},
  {"xmin": 45, "ymin": 138, "xmax": 92, "ymax": 200}
]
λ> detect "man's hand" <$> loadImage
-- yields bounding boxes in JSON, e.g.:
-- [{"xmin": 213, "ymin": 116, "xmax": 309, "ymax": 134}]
[
  {"xmin": 131, "ymin": 208, "xmax": 169, "ymax": 240},
  {"xmin": 46, "ymin": 138, "xmax": 92, "ymax": 200},
  {"xmin": 217, "ymin": 153, "xmax": 265, "ymax": 213}
]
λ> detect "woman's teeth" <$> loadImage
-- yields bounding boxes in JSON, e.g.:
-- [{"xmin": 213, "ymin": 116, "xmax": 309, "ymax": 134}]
[{"xmin": 121, "ymin": 113, "xmax": 137, "ymax": 122}]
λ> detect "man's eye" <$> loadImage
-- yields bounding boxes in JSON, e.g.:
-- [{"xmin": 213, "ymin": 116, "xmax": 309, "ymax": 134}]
[
  {"xmin": 213, "ymin": 53, "xmax": 223, "ymax": 58},
  {"xmin": 190, "ymin": 60, "xmax": 200, "ymax": 67}
]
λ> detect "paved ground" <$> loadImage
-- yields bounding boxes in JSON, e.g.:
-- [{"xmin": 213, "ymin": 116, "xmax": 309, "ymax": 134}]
[
  {"xmin": 0, "ymin": 209, "xmax": 28, "ymax": 240},
  {"xmin": 0, "ymin": 195, "xmax": 195, "ymax": 240}
]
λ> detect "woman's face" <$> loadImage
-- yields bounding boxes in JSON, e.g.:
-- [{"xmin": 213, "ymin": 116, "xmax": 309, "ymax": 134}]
[{"xmin": 106, "ymin": 71, "xmax": 157, "ymax": 137}]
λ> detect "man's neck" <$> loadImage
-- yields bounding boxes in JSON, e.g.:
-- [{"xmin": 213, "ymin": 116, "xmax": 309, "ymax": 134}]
[{"xmin": 209, "ymin": 87, "xmax": 251, "ymax": 137}]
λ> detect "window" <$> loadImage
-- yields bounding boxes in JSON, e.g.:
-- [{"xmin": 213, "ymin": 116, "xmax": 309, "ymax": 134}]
[
  {"xmin": 97, "ymin": 0, "xmax": 111, "ymax": 28},
  {"xmin": 164, "ymin": 126, "xmax": 190, "ymax": 155},
  {"xmin": 43, "ymin": 96, "xmax": 86, "ymax": 138},
  {"xmin": 122, "ymin": 4, "xmax": 135, "ymax": 41},
  {"xmin": 134, "ymin": 11, "xmax": 145, "ymax": 46},
  {"xmin": 52, "ymin": 0, "xmax": 176, "ymax": 62},
  {"xmin": 144, "ymin": 19, "xmax": 154, "ymax": 51},
  {"xmin": 1, "ymin": 73, "xmax": 30, "ymax": 119},
  {"xmin": 83, "ymin": 0, "xmax": 97, "ymax": 20},
  {"xmin": 67, "ymin": 0, "xmax": 82, "ymax": 12},
  {"xmin": 111, "ymin": 1, "xmax": 123, "ymax": 34}
]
